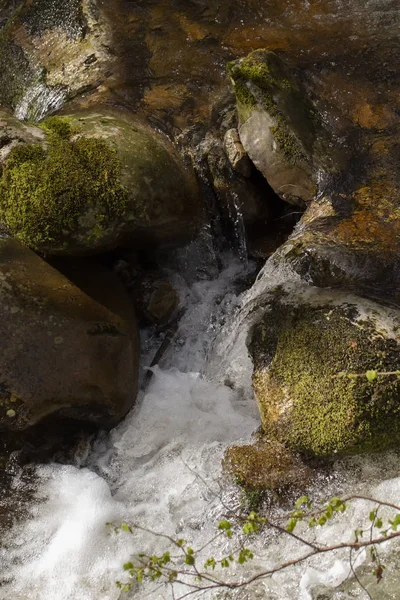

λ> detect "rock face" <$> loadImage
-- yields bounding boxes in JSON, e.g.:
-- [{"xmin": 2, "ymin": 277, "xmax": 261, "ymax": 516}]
[
  {"xmin": 0, "ymin": 110, "xmax": 203, "ymax": 255},
  {"xmin": 0, "ymin": 0, "xmax": 113, "ymax": 120},
  {"xmin": 0, "ymin": 238, "xmax": 139, "ymax": 431},
  {"xmin": 249, "ymin": 284, "xmax": 400, "ymax": 458},
  {"xmin": 0, "ymin": 109, "xmax": 47, "ymax": 161},
  {"xmin": 223, "ymin": 128, "xmax": 252, "ymax": 178}
]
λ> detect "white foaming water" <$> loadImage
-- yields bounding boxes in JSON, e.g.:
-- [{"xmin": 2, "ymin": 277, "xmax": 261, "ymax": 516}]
[{"xmin": 2, "ymin": 254, "xmax": 400, "ymax": 600}]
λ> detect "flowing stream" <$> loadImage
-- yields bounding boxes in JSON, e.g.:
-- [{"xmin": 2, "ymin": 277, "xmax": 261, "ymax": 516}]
[{"xmin": 1, "ymin": 250, "xmax": 400, "ymax": 600}]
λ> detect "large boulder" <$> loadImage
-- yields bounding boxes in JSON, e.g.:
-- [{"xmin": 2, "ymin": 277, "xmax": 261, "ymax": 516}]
[
  {"xmin": 249, "ymin": 283, "xmax": 400, "ymax": 458},
  {"xmin": 0, "ymin": 109, "xmax": 203, "ymax": 255},
  {"xmin": 0, "ymin": 237, "xmax": 139, "ymax": 431}
]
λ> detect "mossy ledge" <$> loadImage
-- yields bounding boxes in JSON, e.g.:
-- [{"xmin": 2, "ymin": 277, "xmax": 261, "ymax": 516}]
[
  {"xmin": 250, "ymin": 297, "xmax": 400, "ymax": 458},
  {"xmin": 0, "ymin": 117, "xmax": 127, "ymax": 252}
]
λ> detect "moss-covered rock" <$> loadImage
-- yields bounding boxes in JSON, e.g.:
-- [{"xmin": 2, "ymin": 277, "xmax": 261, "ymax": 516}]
[
  {"xmin": 249, "ymin": 284, "xmax": 400, "ymax": 458},
  {"xmin": 0, "ymin": 237, "xmax": 139, "ymax": 431},
  {"xmin": 223, "ymin": 439, "xmax": 312, "ymax": 493},
  {"xmin": 228, "ymin": 50, "xmax": 345, "ymax": 207},
  {"xmin": 0, "ymin": 110, "xmax": 203, "ymax": 254}
]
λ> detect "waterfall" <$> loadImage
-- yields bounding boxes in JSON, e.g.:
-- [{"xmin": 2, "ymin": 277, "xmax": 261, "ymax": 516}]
[{"xmin": 14, "ymin": 82, "xmax": 68, "ymax": 123}]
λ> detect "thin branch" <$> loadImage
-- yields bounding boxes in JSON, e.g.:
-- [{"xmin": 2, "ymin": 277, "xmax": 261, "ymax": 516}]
[{"xmin": 349, "ymin": 547, "xmax": 373, "ymax": 600}]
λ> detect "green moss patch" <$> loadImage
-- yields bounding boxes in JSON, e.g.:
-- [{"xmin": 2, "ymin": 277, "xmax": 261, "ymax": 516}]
[
  {"xmin": 250, "ymin": 301, "xmax": 400, "ymax": 458},
  {"xmin": 0, "ymin": 117, "xmax": 127, "ymax": 251}
]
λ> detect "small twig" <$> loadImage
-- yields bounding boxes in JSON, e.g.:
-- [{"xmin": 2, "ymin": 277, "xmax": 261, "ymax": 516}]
[{"xmin": 349, "ymin": 547, "xmax": 373, "ymax": 600}]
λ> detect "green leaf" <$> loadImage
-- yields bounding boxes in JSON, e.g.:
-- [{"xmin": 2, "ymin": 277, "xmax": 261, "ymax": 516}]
[
  {"xmin": 136, "ymin": 570, "xmax": 144, "ymax": 583},
  {"xmin": 187, "ymin": 547, "xmax": 194, "ymax": 555},
  {"xmin": 375, "ymin": 518, "xmax": 383, "ymax": 529},
  {"xmin": 366, "ymin": 370, "xmax": 378, "ymax": 382},
  {"xmin": 175, "ymin": 539, "xmax": 186, "ymax": 547},
  {"xmin": 204, "ymin": 557, "xmax": 216, "ymax": 570},
  {"xmin": 123, "ymin": 562, "xmax": 133, "ymax": 571},
  {"xmin": 390, "ymin": 514, "xmax": 400, "ymax": 531},
  {"xmin": 243, "ymin": 521, "xmax": 259, "ymax": 535},
  {"xmin": 286, "ymin": 518, "xmax": 297, "ymax": 533},
  {"xmin": 295, "ymin": 496, "xmax": 309, "ymax": 509},
  {"xmin": 221, "ymin": 558, "xmax": 229, "ymax": 568},
  {"xmin": 318, "ymin": 515, "xmax": 327, "ymax": 527},
  {"xmin": 354, "ymin": 528, "xmax": 363, "ymax": 542},
  {"xmin": 185, "ymin": 555, "xmax": 195, "ymax": 566},
  {"xmin": 369, "ymin": 509, "xmax": 378, "ymax": 522},
  {"xmin": 121, "ymin": 523, "xmax": 132, "ymax": 533},
  {"xmin": 238, "ymin": 548, "xmax": 254, "ymax": 564}
]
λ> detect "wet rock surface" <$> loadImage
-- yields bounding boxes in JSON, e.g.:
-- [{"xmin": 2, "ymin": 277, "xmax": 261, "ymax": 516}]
[
  {"xmin": 0, "ymin": 0, "xmax": 112, "ymax": 119},
  {"xmin": 0, "ymin": 238, "xmax": 139, "ymax": 431},
  {"xmin": 1, "ymin": 0, "xmax": 400, "ymax": 506}
]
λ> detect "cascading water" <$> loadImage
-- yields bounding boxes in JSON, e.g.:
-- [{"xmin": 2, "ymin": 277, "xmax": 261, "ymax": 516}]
[
  {"xmin": 1, "ymin": 249, "xmax": 400, "ymax": 600},
  {"xmin": 14, "ymin": 82, "xmax": 68, "ymax": 122},
  {"xmin": 227, "ymin": 192, "xmax": 248, "ymax": 266}
]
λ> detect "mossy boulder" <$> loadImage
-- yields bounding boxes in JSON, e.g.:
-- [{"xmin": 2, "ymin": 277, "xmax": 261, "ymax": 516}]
[
  {"xmin": 0, "ymin": 237, "xmax": 139, "ymax": 431},
  {"xmin": 228, "ymin": 50, "xmax": 344, "ymax": 207},
  {"xmin": 223, "ymin": 439, "xmax": 312, "ymax": 493},
  {"xmin": 0, "ymin": 110, "xmax": 203, "ymax": 255},
  {"xmin": 249, "ymin": 284, "xmax": 400, "ymax": 458}
]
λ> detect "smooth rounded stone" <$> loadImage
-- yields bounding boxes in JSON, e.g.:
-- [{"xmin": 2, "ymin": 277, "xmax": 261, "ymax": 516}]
[
  {"xmin": 135, "ymin": 273, "xmax": 180, "ymax": 325},
  {"xmin": 249, "ymin": 283, "xmax": 400, "ymax": 458},
  {"xmin": 0, "ymin": 110, "xmax": 204, "ymax": 255},
  {"xmin": 223, "ymin": 439, "xmax": 312, "ymax": 492},
  {"xmin": 223, "ymin": 128, "xmax": 252, "ymax": 177},
  {"xmin": 0, "ymin": 238, "xmax": 139, "ymax": 431}
]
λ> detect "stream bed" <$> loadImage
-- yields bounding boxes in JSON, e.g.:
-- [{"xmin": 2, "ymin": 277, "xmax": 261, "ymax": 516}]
[{"xmin": 1, "ymin": 252, "xmax": 400, "ymax": 600}]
